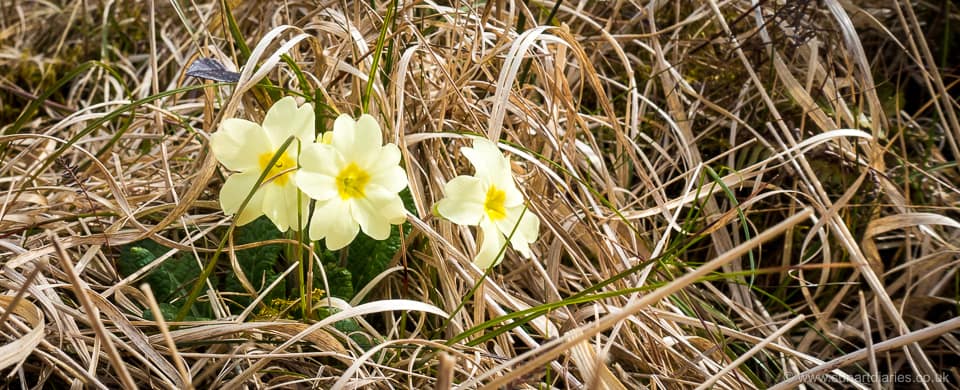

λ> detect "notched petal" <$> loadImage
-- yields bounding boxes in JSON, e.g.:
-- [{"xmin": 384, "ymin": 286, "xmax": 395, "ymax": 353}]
[
  {"xmin": 367, "ymin": 143, "xmax": 402, "ymax": 173},
  {"xmin": 331, "ymin": 114, "xmax": 357, "ymax": 153},
  {"xmin": 353, "ymin": 198, "xmax": 393, "ymax": 240},
  {"xmin": 462, "ymin": 137, "xmax": 511, "ymax": 180},
  {"xmin": 309, "ymin": 199, "xmax": 360, "ymax": 250},
  {"xmin": 299, "ymin": 143, "xmax": 340, "ymax": 177},
  {"xmin": 220, "ymin": 172, "xmax": 266, "ymax": 226},
  {"xmin": 211, "ymin": 119, "xmax": 269, "ymax": 171},
  {"xmin": 493, "ymin": 204, "xmax": 540, "ymax": 258},
  {"xmin": 369, "ymin": 165, "xmax": 408, "ymax": 194},
  {"xmin": 261, "ymin": 181, "xmax": 308, "ymax": 232},
  {"xmin": 355, "ymin": 114, "xmax": 384, "ymax": 152},
  {"xmin": 263, "ymin": 96, "xmax": 315, "ymax": 144}
]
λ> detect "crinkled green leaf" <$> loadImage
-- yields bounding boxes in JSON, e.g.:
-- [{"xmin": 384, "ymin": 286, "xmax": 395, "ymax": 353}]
[
  {"xmin": 118, "ymin": 240, "xmax": 207, "ymax": 320},
  {"xmin": 118, "ymin": 240, "xmax": 200, "ymax": 303},
  {"xmin": 320, "ymin": 262, "xmax": 354, "ymax": 300},
  {"xmin": 224, "ymin": 216, "xmax": 284, "ymax": 308},
  {"xmin": 117, "ymin": 246, "xmax": 155, "ymax": 277}
]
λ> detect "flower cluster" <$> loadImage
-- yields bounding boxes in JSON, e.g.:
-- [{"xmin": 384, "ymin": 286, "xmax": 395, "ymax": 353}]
[{"xmin": 210, "ymin": 97, "xmax": 539, "ymax": 269}]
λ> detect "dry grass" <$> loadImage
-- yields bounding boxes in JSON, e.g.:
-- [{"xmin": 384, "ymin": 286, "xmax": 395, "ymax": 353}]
[{"xmin": 2, "ymin": 0, "xmax": 960, "ymax": 388}]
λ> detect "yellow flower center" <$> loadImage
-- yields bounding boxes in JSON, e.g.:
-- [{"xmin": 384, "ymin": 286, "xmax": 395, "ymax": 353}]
[
  {"xmin": 484, "ymin": 185, "xmax": 507, "ymax": 221},
  {"xmin": 336, "ymin": 163, "xmax": 371, "ymax": 199},
  {"xmin": 258, "ymin": 151, "xmax": 296, "ymax": 186}
]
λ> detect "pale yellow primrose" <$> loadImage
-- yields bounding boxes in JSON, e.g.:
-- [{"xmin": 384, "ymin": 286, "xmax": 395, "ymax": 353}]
[
  {"xmin": 210, "ymin": 96, "xmax": 312, "ymax": 231},
  {"xmin": 295, "ymin": 114, "xmax": 408, "ymax": 250},
  {"xmin": 435, "ymin": 137, "xmax": 540, "ymax": 269}
]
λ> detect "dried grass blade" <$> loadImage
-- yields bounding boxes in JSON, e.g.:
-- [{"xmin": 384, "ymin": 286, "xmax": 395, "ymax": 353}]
[
  {"xmin": 861, "ymin": 213, "xmax": 960, "ymax": 275},
  {"xmin": 86, "ymin": 286, "xmax": 182, "ymax": 388},
  {"xmin": 771, "ymin": 315, "xmax": 960, "ymax": 389},
  {"xmin": 141, "ymin": 284, "xmax": 193, "ymax": 390},
  {"xmin": 0, "ymin": 295, "xmax": 44, "ymax": 371},
  {"xmin": 49, "ymin": 231, "xmax": 138, "ymax": 390},
  {"xmin": 469, "ymin": 208, "xmax": 815, "ymax": 389}
]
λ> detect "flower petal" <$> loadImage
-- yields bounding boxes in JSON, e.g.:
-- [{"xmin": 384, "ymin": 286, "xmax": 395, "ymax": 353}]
[
  {"xmin": 331, "ymin": 115, "xmax": 358, "ymax": 154},
  {"xmin": 220, "ymin": 172, "xmax": 266, "ymax": 226},
  {"xmin": 380, "ymin": 195, "xmax": 408, "ymax": 225},
  {"xmin": 475, "ymin": 219, "xmax": 507, "ymax": 269},
  {"xmin": 210, "ymin": 119, "xmax": 270, "ymax": 171},
  {"xmin": 262, "ymin": 96, "xmax": 315, "ymax": 145},
  {"xmin": 310, "ymin": 198, "xmax": 360, "ymax": 250},
  {"xmin": 435, "ymin": 176, "xmax": 485, "ymax": 226},
  {"xmin": 318, "ymin": 131, "xmax": 334, "ymax": 144},
  {"xmin": 332, "ymin": 114, "xmax": 382, "ymax": 165},
  {"xmin": 355, "ymin": 114, "xmax": 384, "ymax": 154},
  {"xmin": 299, "ymin": 143, "xmax": 342, "ymax": 177},
  {"xmin": 331, "ymin": 114, "xmax": 355, "ymax": 135},
  {"xmin": 368, "ymin": 164, "xmax": 408, "ymax": 195},
  {"xmin": 297, "ymin": 144, "xmax": 341, "ymax": 201},
  {"xmin": 362, "ymin": 185, "xmax": 408, "ymax": 222},
  {"xmin": 462, "ymin": 137, "xmax": 511, "ymax": 183},
  {"xmin": 262, "ymin": 180, "xmax": 309, "ymax": 232},
  {"xmin": 352, "ymin": 197, "xmax": 393, "ymax": 240},
  {"xmin": 500, "ymin": 182, "xmax": 525, "ymax": 208},
  {"xmin": 365, "ymin": 142, "xmax": 402, "ymax": 174},
  {"xmin": 295, "ymin": 170, "xmax": 337, "ymax": 201},
  {"xmin": 462, "ymin": 137, "xmax": 524, "ymax": 207},
  {"xmin": 496, "ymin": 204, "xmax": 540, "ymax": 257}
]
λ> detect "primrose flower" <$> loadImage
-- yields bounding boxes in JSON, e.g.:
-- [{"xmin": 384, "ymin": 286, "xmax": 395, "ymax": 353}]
[
  {"xmin": 435, "ymin": 137, "xmax": 540, "ymax": 269},
  {"xmin": 209, "ymin": 96, "xmax": 313, "ymax": 231},
  {"xmin": 295, "ymin": 114, "xmax": 408, "ymax": 250}
]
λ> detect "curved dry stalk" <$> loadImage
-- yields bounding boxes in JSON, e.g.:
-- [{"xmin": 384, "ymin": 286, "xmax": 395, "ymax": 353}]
[{"xmin": 2, "ymin": 0, "xmax": 959, "ymax": 388}]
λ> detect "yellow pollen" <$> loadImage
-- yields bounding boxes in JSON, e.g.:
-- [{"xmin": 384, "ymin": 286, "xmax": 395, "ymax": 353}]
[
  {"xmin": 258, "ymin": 151, "xmax": 296, "ymax": 186},
  {"xmin": 336, "ymin": 163, "xmax": 371, "ymax": 199},
  {"xmin": 484, "ymin": 186, "xmax": 507, "ymax": 221}
]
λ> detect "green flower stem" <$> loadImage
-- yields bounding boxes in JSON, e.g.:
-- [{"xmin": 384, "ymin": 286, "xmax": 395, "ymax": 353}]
[
  {"xmin": 175, "ymin": 136, "xmax": 297, "ymax": 322},
  {"xmin": 440, "ymin": 206, "xmax": 528, "ymax": 339},
  {"xmin": 297, "ymin": 204, "xmax": 309, "ymax": 320}
]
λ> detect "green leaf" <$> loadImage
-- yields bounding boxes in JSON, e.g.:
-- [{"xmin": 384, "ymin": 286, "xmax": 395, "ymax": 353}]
[
  {"xmin": 342, "ymin": 229, "xmax": 399, "ymax": 296},
  {"xmin": 118, "ymin": 240, "xmax": 200, "ymax": 303},
  {"xmin": 117, "ymin": 245, "xmax": 155, "ymax": 276},
  {"xmin": 317, "ymin": 261, "xmax": 354, "ymax": 300}
]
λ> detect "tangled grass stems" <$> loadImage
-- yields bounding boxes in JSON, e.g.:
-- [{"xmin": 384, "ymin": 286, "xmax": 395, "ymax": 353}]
[{"xmin": 1, "ymin": 0, "xmax": 959, "ymax": 388}]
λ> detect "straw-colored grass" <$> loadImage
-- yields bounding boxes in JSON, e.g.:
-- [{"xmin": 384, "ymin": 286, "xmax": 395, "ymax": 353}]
[{"xmin": 2, "ymin": 0, "xmax": 959, "ymax": 388}]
